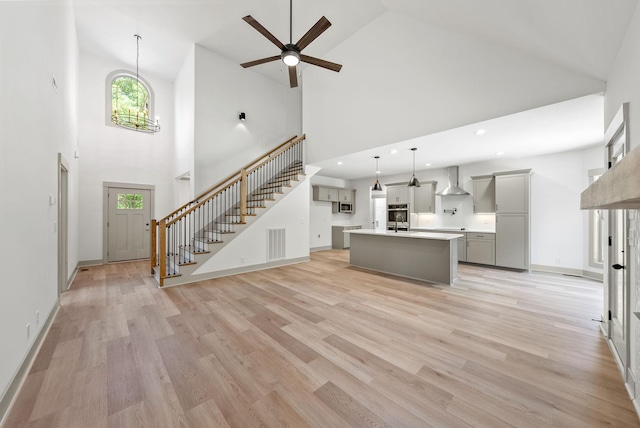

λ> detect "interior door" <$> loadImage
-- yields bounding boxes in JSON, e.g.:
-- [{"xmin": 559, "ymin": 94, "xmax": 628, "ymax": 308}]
[{"xmin": 107, "ymin": 187, "xmax": 152, "ymax": 262}]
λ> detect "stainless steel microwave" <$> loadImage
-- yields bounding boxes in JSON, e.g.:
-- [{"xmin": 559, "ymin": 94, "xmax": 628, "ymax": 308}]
[{"xmin": 339, "ymin": 203, "xmax": 353, "ymax": 213}]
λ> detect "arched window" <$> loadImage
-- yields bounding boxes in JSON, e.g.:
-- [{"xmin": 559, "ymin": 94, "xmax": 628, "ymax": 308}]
[{"xmin": 106, "ymin": 70, "xmax": 158, "ymax": 133}]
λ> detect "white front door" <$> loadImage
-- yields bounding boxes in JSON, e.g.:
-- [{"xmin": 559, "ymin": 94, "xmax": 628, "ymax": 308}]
[{"xmin": 107, "ymin": 187, "xmax": 152, "ymax": 262}]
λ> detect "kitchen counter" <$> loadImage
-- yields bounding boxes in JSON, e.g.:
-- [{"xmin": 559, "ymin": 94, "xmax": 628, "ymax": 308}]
[
  {"xmin": 345, "ymin": 229, "xmax": 460, "ymax": 285},
  {"xmin": 411, "ymin": 227, "xmax": 495, "ymax": 234},
  {"xmin": 348, "ymin": 229, "xmax": 463, "ymax": 240}
]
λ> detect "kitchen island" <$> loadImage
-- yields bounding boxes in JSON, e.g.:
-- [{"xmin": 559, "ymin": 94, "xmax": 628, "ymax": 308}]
[{"xmin": 346, "ymin": 229, "xmax": 463, "ymax": 285}]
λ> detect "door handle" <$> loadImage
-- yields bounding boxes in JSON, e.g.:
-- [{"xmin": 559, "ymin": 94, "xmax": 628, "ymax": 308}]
[{"xmin": 612, "ymin": 263, "xmax": 625, "ymax": 270}]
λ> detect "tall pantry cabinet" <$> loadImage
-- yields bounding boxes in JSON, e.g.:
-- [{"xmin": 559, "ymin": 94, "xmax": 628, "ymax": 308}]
[{"xmin": 494, "ymin": 169, "xmax": 532, "ymax": 270}]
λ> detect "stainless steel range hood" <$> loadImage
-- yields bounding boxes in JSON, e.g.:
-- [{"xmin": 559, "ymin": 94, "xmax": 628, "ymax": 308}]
[{"xmin": 436, "ymin": 166, "xmax": 470, "ymax": 196}]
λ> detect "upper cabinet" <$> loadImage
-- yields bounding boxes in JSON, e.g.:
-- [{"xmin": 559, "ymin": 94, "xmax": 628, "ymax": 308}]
[
  {"xmin": 338, "ymin": 189, "xmax": 354, "ymax": 203},
  {"xmin": 471, "ymin": 175, "xmax": 495, "ymax": 213},
  {"xmin": 386, "ymin": 185, "xmax": 411, "ymax": 205},
  {"xmin": 313, "ymin": 186, "xmax": 339, "ymax": 202},
  {"xmin": 413, "ymin": 181, "xmax": 437, "ymax": 214},
  {"xmin": 494, "ymin": 170, "xmax": 532, "ymax": 213}
]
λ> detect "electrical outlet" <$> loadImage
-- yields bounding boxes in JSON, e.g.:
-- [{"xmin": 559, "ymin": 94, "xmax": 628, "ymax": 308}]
[
  {"xmin": 556, "ymin": 257, "xmax": 562, "ymax": 264},
  {"xmin": 26, "ymin": 323, "xmax": 30, "ymax": 340},
  {"xmin": 240, "ymin": 257, "xmax": 245, "ymax": 264},
  {"xmin": 36, "ymin": 310, "xmax": 40, "ymax": 326}
]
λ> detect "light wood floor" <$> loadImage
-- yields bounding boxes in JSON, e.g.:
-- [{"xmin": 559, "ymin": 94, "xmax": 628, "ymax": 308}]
[{"xmin": 5, "ymin": 250, "xmax": 639, "ymax": 427}]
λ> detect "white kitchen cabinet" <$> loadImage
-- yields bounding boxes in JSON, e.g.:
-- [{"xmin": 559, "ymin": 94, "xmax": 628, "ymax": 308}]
[
  {"xmin": 466, "ymin": 232, "xmax": 495, "ymax": 265},
  {"xmin": 386, "ymin": 185, "xmax": 411, "ymax": 205},
  {"xmin": 338, "ymin": 189, "xmax": 354, "ymax": 203},
  {"xmin": 495, "ymin": 214, "xmax": 528, "ymax": 269},
  {"xmin": 495, "ymin": 170, "xmax": 531, "ymax": 213},
  {"xmin": 471, "ymin": 175, "xmax": 495, "ymax": 213},
  {"xmin": 312, "ymin": 186, "xmax": 339, "ymax": 202},
  {"xmin": 412, "ymin": 181, "xmax": 437, "ymax": 213}
]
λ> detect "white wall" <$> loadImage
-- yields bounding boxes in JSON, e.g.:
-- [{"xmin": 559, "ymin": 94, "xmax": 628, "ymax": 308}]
[
  {"xmin": 340, "ymin": 146, "xmax": 603, "ymax": 274},
  {"xmin": 174, "ymin": 46, "xmax": 195, "ymax": 204},
  {"xmin": 193, "ymin": 45, "xmax": 302, "ymax": 194},
  {"xmin": 603, "ymin": 2, "xmax": 640, "ymax": 405},
  {"xmin": 303, "ymin": 11, "xmax": 606, "ymax": 164},
  {"xmin": 0, "ymin": 0, "xmax": 79, "ymax": 406},
  {"xmin": 77, "ymin": 52, "xmax": 176, "ymax": 262}
]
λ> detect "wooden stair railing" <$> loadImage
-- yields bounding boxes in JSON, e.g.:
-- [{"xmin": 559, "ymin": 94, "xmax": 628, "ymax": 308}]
[{"xmin": 151, "ymin": 134, "xmax": 306, "ymax": 286}]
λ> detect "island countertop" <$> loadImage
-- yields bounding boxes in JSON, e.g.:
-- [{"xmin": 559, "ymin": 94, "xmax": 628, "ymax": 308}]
[
  {"xmin": 347, "ymin": 229, "xmax": 460, "ymax": 285},
  {"xmin": 410, "ymin": 227, "xmax": 496, "ymax": 234},
  {"xmin": 345, "ymin": 229, "xmax": 463, "ymax": 240}
]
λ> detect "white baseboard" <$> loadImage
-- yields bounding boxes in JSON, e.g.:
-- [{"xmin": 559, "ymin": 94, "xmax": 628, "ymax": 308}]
[
  {"xmin": 530, "ymin": 264, "xmax": 603, "ymax": 281},
  {"xmin": 310, "ymin": 246, "xmax": 332, "ymax": 252},
  {"xmin": 0, "ymin": 301, "xmax": 59, "ymax": 427},
  {"xmin": 77, "ymin": 259, "xmax": 103, "ymax": 267},
  {"xmin": 161, "ymin": 256, "xmax": 310, "ymax": 288}
]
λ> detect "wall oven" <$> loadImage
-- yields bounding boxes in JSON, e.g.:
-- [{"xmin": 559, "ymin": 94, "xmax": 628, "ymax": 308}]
[{"xmin": 387, "ymin": 204, "xmax": 410, "ymax": 231}]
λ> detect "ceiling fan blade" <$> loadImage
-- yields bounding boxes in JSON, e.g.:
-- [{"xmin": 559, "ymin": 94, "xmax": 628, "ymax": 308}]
[
  {"xmin": 240, "ymin": 55, "xmax": 280, "ymax": 68},
  {"xmin": 295, "ymin": 16, "xmax": 331, "ymax": 51},
  {"xmin": 243, "ymin": 15, "xmax": 286, "ymax": 50},
  {"xmin": 288, "ymin": 66, "xmax": 298, "ymax": 88},
  {"xmin": 300, "ymin": 54, "xmax": 342, "ymax": 72}
]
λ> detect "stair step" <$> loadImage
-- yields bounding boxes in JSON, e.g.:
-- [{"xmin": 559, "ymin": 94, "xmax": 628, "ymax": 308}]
[
  {"xmin": 204, "ymin": 229, "xmax": 235, "ymax": 234},
  {"xmin": 180, "ymin": 245, "xmax": 211, "ymax": 254}
]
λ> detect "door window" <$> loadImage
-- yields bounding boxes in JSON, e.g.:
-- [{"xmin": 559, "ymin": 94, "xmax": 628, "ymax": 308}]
[{"xmin": 117, "ymin": 193, "xmax": 144, "ymax": 210}]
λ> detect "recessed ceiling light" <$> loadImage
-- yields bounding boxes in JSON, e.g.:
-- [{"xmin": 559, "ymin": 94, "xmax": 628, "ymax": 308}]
[
  {"xmin": 376, "ymin": 170, "xmax": 381, "ymax": 174},
  {"xmin": 475, "ymin": 129, "xmax": 487, "ymax": 135},
  {"xmin": 495, "ymin": 151, "xmax": 504, "ymax": 156},
  {"xmin": 425, "ymin": 163, "xmax": 431, "ymax": 166},
  {"xmin": 390, "ymin": 149, "xmax": 398, "ymax": 154},
  {"xmin": 337, "ymin": 161, "xmax": 343, "ymax": 165}
]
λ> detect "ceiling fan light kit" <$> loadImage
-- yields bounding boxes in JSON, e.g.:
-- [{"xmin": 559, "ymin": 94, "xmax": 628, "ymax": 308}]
[
  {"xmin": 282, "ymin": 47, "xmax": 300, "ymax": 66},
  {"xmin": 240, "ymin": 0, "xmax": 342, "ymax": 88}
]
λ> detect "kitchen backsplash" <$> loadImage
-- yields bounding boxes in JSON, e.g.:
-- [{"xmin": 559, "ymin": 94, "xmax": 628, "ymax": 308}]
[{"xmin": 412, "ymin": 194, "xmax": 496, "ymax": 231}]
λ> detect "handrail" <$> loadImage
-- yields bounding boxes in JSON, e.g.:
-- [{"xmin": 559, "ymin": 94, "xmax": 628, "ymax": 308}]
[
  {"xmin": 158, "ymin": 135, "xmax": 302, "ymax": 224},
  {"xmin": 151, "ymin": 134, "xmax": 306, "ymax": 286},
  {"xmin": 194, "ymin": 135, "xmax": 300, "ymax": 202},
  {"xmin": 166, "ymin": 177, "xmax": 241, "ymax": 227}
]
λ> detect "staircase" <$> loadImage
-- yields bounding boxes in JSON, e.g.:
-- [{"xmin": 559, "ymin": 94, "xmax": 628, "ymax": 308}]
[{"xmin": 151, "ymin": 135, "xmax": 306, "ymax": 287}]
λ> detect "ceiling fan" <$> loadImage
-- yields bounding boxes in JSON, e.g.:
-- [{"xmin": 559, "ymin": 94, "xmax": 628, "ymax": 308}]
[{"xmin": 240, "ymin": 0, "xmax": 342, "ymax": 88}]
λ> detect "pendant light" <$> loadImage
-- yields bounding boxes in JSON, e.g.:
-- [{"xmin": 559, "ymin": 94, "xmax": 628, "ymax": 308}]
[
  {"xmin": 408, "ymin": 148, "xmax": 420, "ymax": 187},
  {"xmin": 372, "ymin": 156, "xmax": 382, "ymax": 191}
]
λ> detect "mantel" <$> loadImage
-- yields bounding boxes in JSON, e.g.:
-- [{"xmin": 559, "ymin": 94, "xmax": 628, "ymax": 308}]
[{"xmin": 581, "ymin": 145, "xmax": 640, "ymax": 210}]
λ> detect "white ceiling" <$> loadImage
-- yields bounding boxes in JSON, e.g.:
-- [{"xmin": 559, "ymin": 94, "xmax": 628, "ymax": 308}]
[
  {"xmin": 311, "ymin": 94, "xmax": 604, "ymax": 180},
  {"xmin": 72, "ymin": 0, "xmax": 637, "ymax": 179}
]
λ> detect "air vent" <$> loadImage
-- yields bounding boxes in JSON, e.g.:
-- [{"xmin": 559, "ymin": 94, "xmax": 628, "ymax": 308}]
[{"xmin": 267, "ymin": 228, "xmax": 286, "ymax": 261}]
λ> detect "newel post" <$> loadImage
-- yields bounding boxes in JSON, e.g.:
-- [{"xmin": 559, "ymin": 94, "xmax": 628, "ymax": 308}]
[
  {"xmin": 158, "ymin": 219, "xmax": 167, "ymax": 287},
  {"xmin": 150, "ymin": 219, "xmax": 157, "ymax": 274},
  {"xmin": 240, "ymin": 168, "xmax": 247, "ymax": 223}
]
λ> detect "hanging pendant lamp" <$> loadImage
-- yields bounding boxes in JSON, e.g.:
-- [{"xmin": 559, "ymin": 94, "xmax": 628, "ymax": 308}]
[
  {"xmin": 372, "ymin": 156, "xmax": 383, "ymax": 191},
  {"xmin": 111, "ymin": 34, "xmax": 160, "ymax": 133},
  {"xmin": 408, "ymin": 148, "xmax": 420, "ymax": 187}
]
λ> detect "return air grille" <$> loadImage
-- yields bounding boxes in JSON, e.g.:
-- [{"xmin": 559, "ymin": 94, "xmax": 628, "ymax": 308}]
[{"xmin": 267, "ymin": 228, "xmax": 286, "ymax": 261}]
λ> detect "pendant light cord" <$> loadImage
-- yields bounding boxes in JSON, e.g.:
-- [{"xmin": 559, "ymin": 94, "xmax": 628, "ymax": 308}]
[{"xmin": 134, "ymin": 34, "xmax": 141, "ymax": 106}]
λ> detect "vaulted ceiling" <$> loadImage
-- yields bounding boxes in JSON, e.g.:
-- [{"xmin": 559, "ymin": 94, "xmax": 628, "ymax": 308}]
[{"xmin": 73, "ymin": 0, "xmax": 638, "ymax": 179}]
